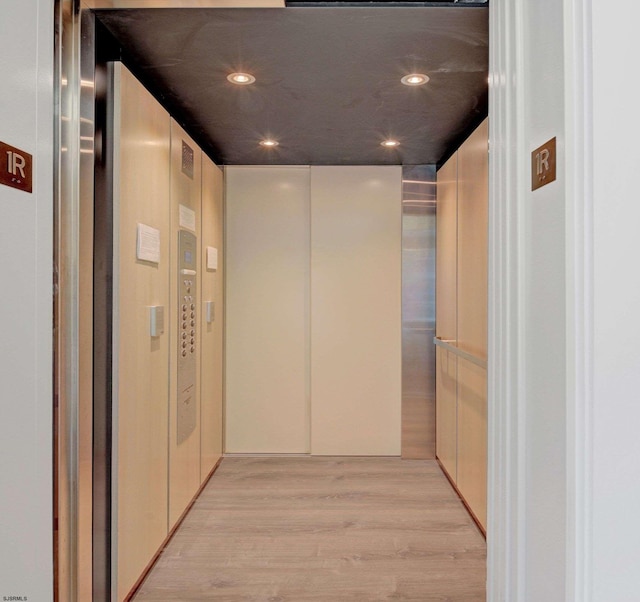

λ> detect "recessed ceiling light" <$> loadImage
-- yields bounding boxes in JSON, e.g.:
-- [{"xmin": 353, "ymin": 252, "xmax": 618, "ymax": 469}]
[
  {"xmin": 227, "ymin": 72, "xmax": 256, "ymax": 85},
  {"xmin": 381, "ymin": 140, "xmax": 400, "ymax": 148},
  {"xmin": 260, "ymin": 139, "xmax": 279, "ymax": 148},
  {"xmin": 401, "ymin": 73, "xmax": 429, "ymax": 86}
]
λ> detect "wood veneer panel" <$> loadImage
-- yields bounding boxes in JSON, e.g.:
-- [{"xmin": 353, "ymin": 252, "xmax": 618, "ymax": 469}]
[
  {"xmin": 199, "ymin": 156, "xmax": 223, "ymax": 481},
  {"xmin": 456, "ymin": 358, "xmax": 487, "ymax": 530},
  {"xmin": 112, "ymin": 63, "xmax": 171, "ymax": 602},
  {"xmin": 436, "ymin": 153, "xmax": 458, "ymax": 342},
  {"xmin": 457, "ymin": 119, "xmax": 488, "ymax": 359},
  {"xmin": 436, "ymin": 347, "xmax": 458, "ymax": 482}
]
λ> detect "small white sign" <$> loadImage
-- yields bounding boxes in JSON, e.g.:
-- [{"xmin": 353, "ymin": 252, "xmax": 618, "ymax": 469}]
[
  {"xmin": 179, "ymin": 204, "xmax": 196, "ymax": 232},
  {"xmin": 136, "ymin": 223, "xmax": 161, "ymax": 264},
  {"xmin": 206, "ymin": 246, "xmax": 218, "ymax": 270}
]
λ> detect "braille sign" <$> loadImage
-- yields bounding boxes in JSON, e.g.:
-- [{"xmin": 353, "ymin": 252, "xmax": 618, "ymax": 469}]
[
  {"xmin": 1, "ymin": 140, "xmax": 33, "ymax": 193},
  {"xmin": 531, "ymin": 137, "xmax": 556, "ymax": 191}
]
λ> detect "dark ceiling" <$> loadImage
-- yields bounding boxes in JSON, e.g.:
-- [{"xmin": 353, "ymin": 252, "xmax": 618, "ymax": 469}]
[{"xmin": 97, "ymin": 6, "xmax": 488, "ymax": 166}]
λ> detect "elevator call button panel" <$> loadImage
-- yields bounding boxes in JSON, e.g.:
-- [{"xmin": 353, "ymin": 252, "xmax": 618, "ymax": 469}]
[{"xmin": 177, "ymin": 229, "xmax": 197, "ymax": 444}]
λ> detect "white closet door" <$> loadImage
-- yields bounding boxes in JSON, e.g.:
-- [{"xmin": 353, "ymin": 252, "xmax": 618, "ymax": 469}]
[
  {"xmin": 310, "ymin": 166, "xmax": 402, "ymax": 456},
  {"xmin": 225, "ymin": 167, "xmax": 311, "ymax": 453}
]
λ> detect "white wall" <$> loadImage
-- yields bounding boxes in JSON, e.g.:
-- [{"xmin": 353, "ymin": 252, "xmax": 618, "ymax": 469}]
[
  {"xmin": 491, "ymin": 1, "xmax": 640, "ymax": 600},
  {"xmin": 0, "ymin": 0, "xmax": 54, "ymax": 599},
  {"xmin": 591, "ymin": 2, "xmax": 640, "ymax": 599}
]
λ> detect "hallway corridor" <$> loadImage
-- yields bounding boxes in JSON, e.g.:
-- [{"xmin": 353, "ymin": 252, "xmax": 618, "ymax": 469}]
[{"xmin": 133, "ymin": 457, "xmax": 486, "ymax": 601}]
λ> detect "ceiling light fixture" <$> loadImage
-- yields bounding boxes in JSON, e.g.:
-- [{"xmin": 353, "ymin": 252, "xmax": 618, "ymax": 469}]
[
  {"xmin": 227, "ymin": 72, "xmax": 256, "ymax": 85},
  {"xmin": 401, "ymin": 73, "xmax": 429, "ymax": 86},
  {"xmin": 381, "ymin": 140, "xmax": 400, "ymax": 148},
  {"xmin": 260, "ymin": 139, "xmax": 279, "ymax": 148}
]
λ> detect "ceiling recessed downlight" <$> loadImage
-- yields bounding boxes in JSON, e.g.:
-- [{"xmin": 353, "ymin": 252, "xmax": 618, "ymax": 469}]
[
  {"xmin": 260, "ymin": 139, "xmax": 279, "ymax": 148},
  {"xmin": 381, "ymin": 140, "xmax": 400, "ymax": 148},
  {"xmin": 227, "ymin": 72, "xmax": 256, "ymax": 85},
  {"xmin": 401, "ymin": 73, "xmax": 429, "ymax": 86}
]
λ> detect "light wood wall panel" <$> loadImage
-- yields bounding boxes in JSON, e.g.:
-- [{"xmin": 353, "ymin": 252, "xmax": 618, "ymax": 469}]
[
  {"xmin": 111, "ymin": 63, "xmax": 171, "ymax": 601},
  {"xmin": 310, "ymin": 166, "xmax": 402, "ymax": 456},
  {"xmin": 457, "ymin": 119, "xmax": 489, "ymax": 359},
  {"xmin": 435, "ymin": 347, "xmax": 457, "ymax": 481},
  {"xmin": 456, "ymin": 358, "xmax": 487, "ymax": 530},
  {"xmin": 435, "ymin": 118, "xmax": 488, "ymax": 532},
  {"xmin": 200, "ymin": 156, "xmax": 224, "ymax": 480},
  {"xmin": 225, "ymin": 167, "xmax": 311, "ymax": 453},
  {"xmin": 169, "ymin": 120, "xmax": 202, "ymax": 527},
  {"xmin": 435, "ymin": 153, "xmax": 458, "ymax": 480},
  {"xmin": 435, "ymin": 153, "xmax": 457, "ymax": 343}
]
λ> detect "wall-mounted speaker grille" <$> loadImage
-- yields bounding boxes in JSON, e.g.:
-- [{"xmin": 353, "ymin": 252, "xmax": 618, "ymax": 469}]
[{"xmin": 181, "ymin": 140, "xmax": 194, "ymax": 179}]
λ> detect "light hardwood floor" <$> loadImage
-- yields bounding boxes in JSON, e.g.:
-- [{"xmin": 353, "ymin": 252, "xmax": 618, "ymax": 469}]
[{"xmin": 133, "ymin": 457, "xmax": 486, "ymax": 601}]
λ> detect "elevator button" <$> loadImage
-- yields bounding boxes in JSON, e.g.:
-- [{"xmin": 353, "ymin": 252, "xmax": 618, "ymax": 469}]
[
  {"xmin": 190, "ymin": 320, "xmax": 195, "ymax": 327},
  {"xmin": 190, "ymin": 311, "xmax": 195, "ymax": 318},
  {"xmin": 182, "ymin": 332, "xmax": 187, "ymax": 339},
  {"xmin": 182, "ymin": 350, "xmax": 187, "ymax": 357},
  {"xmin": 190, "ymin": 303, "xmax": 195, "ymax": 310},
  {"xmin": 182, "ymin": 304, "xmax": 187, "ymax": 312},
  {"xmin": 187, "ymin": 288, "xmax": 191, "ymax": 294},
  {"xmin": 190, "ymin": 329, "xmax": 195, "ymax": 336},
  {"xmin": 182, "ymin": 341, "xmax": 187, "ymax": 348},
  {"xmin": 182, "ymin": 322, "xmax": 187, "ymax": 329},
  {"xmin": 190, "ymin": 346, "xmax": 195, "ymax": 353},
  {"xmin": 182, "ymin": 313, "xmax": 187, "ymax": 321}
]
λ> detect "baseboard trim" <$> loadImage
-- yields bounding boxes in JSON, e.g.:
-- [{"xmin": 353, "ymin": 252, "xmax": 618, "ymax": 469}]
[{"xmin": 436, "ymin": 457, "xmax": 486, "ymax": 539}]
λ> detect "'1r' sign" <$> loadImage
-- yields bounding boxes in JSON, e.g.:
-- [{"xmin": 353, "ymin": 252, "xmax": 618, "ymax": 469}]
[
  {"xmin": 531, "ymin": 137, "xmax": 556, "ymax": 191},
  {"xmin": 0, "ymin": 140, "xmax": 33, "ymax": 194}
]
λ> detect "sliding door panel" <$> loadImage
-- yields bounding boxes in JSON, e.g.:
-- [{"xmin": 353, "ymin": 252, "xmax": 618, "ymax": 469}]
[
  {"xmin": 225, "ymin": 167, "xmax": 310, "ymax": 453},
  {"xmin": 310, "ymin": 166, "xmax": 402, "ymax": 456}
]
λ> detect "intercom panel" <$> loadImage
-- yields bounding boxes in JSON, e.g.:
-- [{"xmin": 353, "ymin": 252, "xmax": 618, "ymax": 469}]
[{"xmin": 177, "ymin": 229, "xmax": 197, "ymax": 444}]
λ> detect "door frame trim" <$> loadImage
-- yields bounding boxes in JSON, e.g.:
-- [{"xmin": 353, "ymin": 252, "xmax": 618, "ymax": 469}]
[{"xmin": 486, "ymin": 1, "xmax": 594, "ymax": 600}]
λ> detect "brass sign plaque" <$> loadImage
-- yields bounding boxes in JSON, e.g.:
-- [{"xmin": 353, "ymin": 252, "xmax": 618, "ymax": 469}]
[
  {"xmin": 0, "ymin": 140, "xmax": 33, "ymax": 194},
  {"xmin": 531, "ymin": 137, "xmax": 556, "ymax": 191}
]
